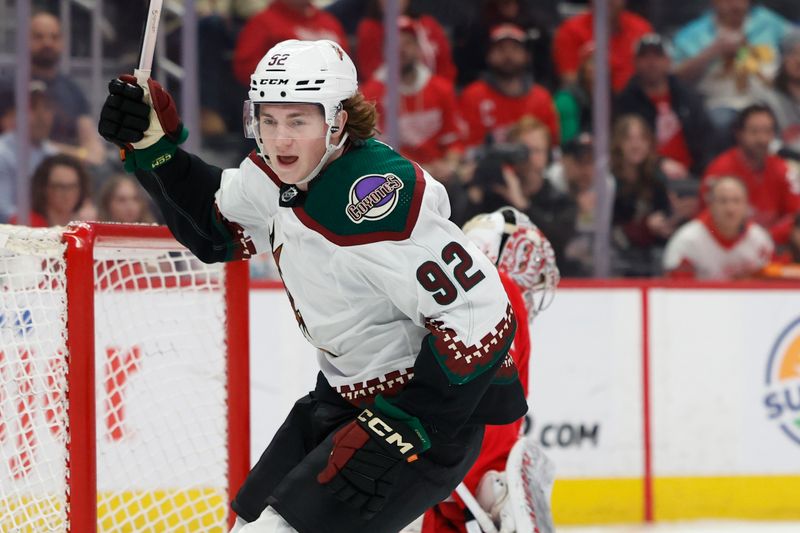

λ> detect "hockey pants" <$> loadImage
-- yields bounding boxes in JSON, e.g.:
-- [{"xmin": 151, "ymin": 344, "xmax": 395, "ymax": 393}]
[{"xmin": 231, "ymin": 372, "xmax": 484, "ymax": 533}]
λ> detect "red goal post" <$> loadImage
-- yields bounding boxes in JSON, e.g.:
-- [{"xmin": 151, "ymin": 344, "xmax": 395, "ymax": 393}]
[{"xmin": 0, "ymin": 222, "xmax": 249, "ymax": 532}]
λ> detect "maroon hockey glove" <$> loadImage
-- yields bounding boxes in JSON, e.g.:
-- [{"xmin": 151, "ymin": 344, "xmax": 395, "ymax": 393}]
[
  {"xmin": 317, "ymin": 396, "xmax": 431, "ymax": 519},
  {"xmin": 98, "ymin": 74, "xmax": 188, "ymax": 172}
]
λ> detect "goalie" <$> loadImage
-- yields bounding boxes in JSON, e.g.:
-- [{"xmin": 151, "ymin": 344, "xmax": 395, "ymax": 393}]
[
  {"xmin": 98, "ymin": 40, "xmax": 528, "ymax": 533},
  {"xmin": 421, "ymin": 207, "xmax": 559, "ymax": 533}
]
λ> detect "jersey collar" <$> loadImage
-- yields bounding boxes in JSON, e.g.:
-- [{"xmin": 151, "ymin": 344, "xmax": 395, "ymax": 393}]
[{"xmin": 699, "ymin": 210, "xmax": 750, "ymax": 250}]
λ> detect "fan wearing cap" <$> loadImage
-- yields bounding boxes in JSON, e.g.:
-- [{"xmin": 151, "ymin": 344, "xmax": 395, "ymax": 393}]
[
  {"xmin": 451, "ymin": 0, "xmax": 558, "ymax": 90},
  {"xmin": 26, "ymin": 11, "xmax": 105, "ymax": 165},
  {"xmin": 552, "ymin": 133, "xmax": 612, "ymax": 277},
  {"xmin": 0, "ymin": 81, "xmax": 58, "ymax": 221},
  {"xmin": 459, "ymin": 23, "xmax": 560, "ymax": 151},
  {"xmin": 361, "ymin": 17, "xmax": 463, "ymax": 184},
  {"xmin": 615, "ymin": 33, "xmax": 713, "ymax": 177},
  {"xmin": 98, "ymin": 40, "xmax": 528, "ymax": 533},
  {"xmin": 553, "ymin": 0, "xmax": 652, "ymax": 92}
]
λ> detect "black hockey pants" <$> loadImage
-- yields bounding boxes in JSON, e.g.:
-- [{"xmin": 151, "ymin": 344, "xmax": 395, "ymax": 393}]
[{"xmin": 231, "ymin": 372, "xmax": 484, "ymax": 533}]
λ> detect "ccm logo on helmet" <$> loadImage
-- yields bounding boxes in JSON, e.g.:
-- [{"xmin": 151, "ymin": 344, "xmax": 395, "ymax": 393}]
[
  {"xmin": 357, "ymin": 409, "xmax": 415, "ymax": 455},
  {"xmin": 260, "ymin": 79, "xmax": 289, "ymax": 85}
]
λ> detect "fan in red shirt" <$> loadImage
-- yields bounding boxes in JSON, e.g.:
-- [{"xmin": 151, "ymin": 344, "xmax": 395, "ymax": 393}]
[
  {"xmin": 361, "ymin": 17, "xmax": 462, "ymax": 181},
  {"xmin": 460, "ymin": 24, "xmax": 560, "ymax": 150},
  {"xmin": 232, "ymin": 0, "xmax": 349, "ymax": 86},
  {"xmin": 553, "ymin": 0, "xmax": 653, "ymax": 92},
  {"xmin": 702, "ymin": 104, "xmax": 800, "ymax": 245},
  {"xmin": 422, "ymin": 207, "xmax": 560, "ymax": 533},
  {"xmin": 356, "ymin": 0, "xmax": 456, "ymax": 83},
  {"xmin": 9, "ymin": 153, "xmax": 93, "ymax": 228}
]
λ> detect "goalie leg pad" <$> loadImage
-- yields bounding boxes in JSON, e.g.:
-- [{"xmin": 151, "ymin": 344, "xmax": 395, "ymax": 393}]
[{"xmin": 505, "ymin": 438, "xmax": 556, "ymax": 533}]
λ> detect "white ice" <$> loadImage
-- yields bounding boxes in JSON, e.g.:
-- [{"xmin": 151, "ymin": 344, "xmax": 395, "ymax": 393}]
[{"xmin": 560, "ymin": 521, "xmax": 800, "ymax": 533}]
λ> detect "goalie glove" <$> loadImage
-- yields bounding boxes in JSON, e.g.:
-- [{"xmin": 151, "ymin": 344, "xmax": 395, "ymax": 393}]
[
  {"xmin": 98, "ymin": 74, "xmax": 188, "ymax": 172},
  {"xmin": 317, "ymin": 395, "xmax": 431, "ymax": 519}
]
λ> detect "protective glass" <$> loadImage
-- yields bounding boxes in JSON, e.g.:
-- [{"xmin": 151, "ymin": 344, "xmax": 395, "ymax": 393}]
[
  {"xmin": 242, "ymin": 100, "xmax": 327, "ymax": 141},
  {"xmin": 243, "ymin": 100, "xmax": 257, "ymax": 139}
]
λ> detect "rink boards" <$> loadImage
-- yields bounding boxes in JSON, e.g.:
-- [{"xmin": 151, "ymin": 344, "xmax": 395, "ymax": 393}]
[{"xmin": 250, "ymin": 280, "xmax": 800, "ymax": 525}]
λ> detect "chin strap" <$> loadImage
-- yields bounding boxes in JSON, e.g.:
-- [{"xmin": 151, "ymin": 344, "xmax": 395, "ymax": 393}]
[{"xmin": 295, "ymin": 128, "xmax": 349, "ymax": 186}]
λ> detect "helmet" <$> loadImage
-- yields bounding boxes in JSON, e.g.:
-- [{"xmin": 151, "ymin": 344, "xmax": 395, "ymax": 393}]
[
  {"xmin": 243, "ymin": 39, "xmax": 358, "ymax": 184},
  {"xmin": 462, "ymin": 207, "xmax": 560, "ymax": 320}
]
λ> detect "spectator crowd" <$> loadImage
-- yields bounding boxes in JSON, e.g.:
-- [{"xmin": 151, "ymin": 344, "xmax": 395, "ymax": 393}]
[{"xmin": 3, "ymin": 0, "xmax": 800, "ymax": 281}]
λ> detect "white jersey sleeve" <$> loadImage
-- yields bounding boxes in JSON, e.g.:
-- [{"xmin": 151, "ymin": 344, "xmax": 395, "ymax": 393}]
[{"xmin": 214, "ymin": 153, "xmax": 279, "ymax": 255}]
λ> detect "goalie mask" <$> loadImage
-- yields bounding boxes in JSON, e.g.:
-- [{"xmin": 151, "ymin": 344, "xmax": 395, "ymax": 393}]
[
  {"xmin": 463, "ymin": 207, "xmax": 560, "ymax": 319},
  {"xmin": 244, "ymin": 39, "xmax": 358, "ymax": 185}
]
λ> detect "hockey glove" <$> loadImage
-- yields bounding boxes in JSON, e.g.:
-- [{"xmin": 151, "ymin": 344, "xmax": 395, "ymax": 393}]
[
  {"xmin": 317, "ymin": 395, "xmax": 431, "ymax": 519},
  {"xmin": 98, "ymin": 74, "xmax": 188, "ymax": 172}
]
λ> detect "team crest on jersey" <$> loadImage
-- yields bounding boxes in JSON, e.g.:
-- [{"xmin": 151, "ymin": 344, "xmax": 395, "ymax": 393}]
[{"xmin": 346, "ymin": 173, "xmax": 404, "ymax": 223}]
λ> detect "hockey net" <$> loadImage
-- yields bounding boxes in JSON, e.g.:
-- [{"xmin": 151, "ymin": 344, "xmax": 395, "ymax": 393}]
[{"xmin": 0, "ymin": 223, "xmax": 249, "ymax": 532}]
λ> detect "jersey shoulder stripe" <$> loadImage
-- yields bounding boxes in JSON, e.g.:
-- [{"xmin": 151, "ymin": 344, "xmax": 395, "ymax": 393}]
[
  {"xmin": 247, "ymin": 151, "xmax": 282, "ymax": 187},
  {"xmin": 295, "ymin": 139, "xmax": 426, "ymax": 246}
]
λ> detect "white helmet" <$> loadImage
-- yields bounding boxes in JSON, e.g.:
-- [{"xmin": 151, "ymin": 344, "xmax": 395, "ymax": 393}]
[
  {"xmin": 463, "ymin": 207, "xmax": 560, "ymax": 320},
  {"xmin": 244, "ymin": 39, "xmax": 358, "ymax": 184}
]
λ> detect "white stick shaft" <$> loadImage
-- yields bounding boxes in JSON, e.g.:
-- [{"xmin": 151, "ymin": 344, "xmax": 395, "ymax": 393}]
[
  {"xmin": 137, "ymin": 0, "xmax": 163, "ymax": 80},
  {"xmin": 455, "ymin": 483, "xmax": 499, "ymax": 533}
]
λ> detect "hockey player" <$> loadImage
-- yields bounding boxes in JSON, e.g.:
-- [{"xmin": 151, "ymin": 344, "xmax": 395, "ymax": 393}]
[
  {"xmin": 422, "ymin": 207, "xmax": 559, "ymax": 533},
  {"xmin": 98, "ymin": 40, "xmax": 527, "ymax": 533}
]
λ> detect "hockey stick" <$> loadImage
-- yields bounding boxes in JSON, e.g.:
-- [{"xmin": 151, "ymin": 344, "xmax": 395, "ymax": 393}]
[
  {"xmin": 455, "ymin": 482, "xmax": 499, "ymax": 533},
  {"xmin": 134, "ymin": 0, "xmax": 163, "ymax": 85}
]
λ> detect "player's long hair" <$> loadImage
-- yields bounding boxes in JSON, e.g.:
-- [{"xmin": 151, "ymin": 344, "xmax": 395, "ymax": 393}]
[{"xmin": 342, "ymin": 92, "xmax": 378, "ymax": 142}]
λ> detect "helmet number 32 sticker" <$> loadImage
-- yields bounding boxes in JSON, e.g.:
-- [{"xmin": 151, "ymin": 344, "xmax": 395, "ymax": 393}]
[{"xmin": 267, "ymin": 53, "xmax": 290, "ymax": 66}]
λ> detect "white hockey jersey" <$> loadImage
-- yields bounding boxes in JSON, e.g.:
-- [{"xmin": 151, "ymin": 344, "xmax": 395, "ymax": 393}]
[
  {"xmin": 214, "ymin": 139, "xmax": 516, "ymax": 407},
  {"xmin": 663, "ymin": 213, "xmax": 774, "ymax": 279}
]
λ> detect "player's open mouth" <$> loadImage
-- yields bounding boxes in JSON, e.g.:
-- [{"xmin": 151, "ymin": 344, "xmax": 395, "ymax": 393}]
[{"xmin": 277, "ymin": 155, "xmax": 299, "ymax": 166}]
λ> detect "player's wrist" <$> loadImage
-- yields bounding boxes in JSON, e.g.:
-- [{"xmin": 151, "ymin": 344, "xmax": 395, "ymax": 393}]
[
  {"xmin": 122, "ymin": 131, "xmax": 187, "ymax": 173},
  {"xmin": 358, "ymin": 395, "xmax": 431, "ymax": 459}
]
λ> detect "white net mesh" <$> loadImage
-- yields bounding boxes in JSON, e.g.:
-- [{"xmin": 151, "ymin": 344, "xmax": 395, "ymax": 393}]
[
  {"xmin": 0, "ymin": 224, "xmax": 232, "ymax": 532},
  {"xmin": 93, "ymin": 236, "xmax": 229, "ymax": 532},
  {"xmin": 0, "ymin": 226, "xmax": 69, "ymax": 532}
]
